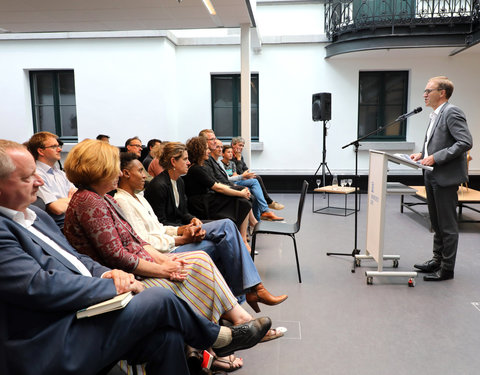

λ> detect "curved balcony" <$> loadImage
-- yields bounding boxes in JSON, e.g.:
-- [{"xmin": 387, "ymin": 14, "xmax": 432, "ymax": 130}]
[{"xmin": 325, "ymin": 0, "xmax": 480, "ymax": 57}]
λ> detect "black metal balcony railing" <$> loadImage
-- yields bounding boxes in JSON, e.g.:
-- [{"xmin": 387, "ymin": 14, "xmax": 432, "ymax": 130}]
[{"xmin": 325, "ymin": 0, "xmax": 480, "ymax": 41}]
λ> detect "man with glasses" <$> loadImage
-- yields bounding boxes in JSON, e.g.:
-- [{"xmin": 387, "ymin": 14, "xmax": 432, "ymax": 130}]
[
  {"xmin": 125, "ymin": 136, "xmax": 144, "ymax": 158},
  {"xmin": 125, "ymin": 136, "xmax": 153, "ymax": 182},
  {"xmin": 199, "ymin": 129, "xmax": 236, "ymax": 185},
  {"xmin": 26, "ymin": 131, "xmax": 76, "ymax": 229},
  {"xmin": 410, "ymin": 76, "xmax": 472, "ymax": 281}
]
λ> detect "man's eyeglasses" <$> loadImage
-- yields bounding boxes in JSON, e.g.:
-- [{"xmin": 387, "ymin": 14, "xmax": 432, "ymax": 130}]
[
  {"xmin": 424, "ymin": 88, "xmax": 442, "ymax": 95},
  {"xmin": 42, "ymin": 144, "xmax": 62, "ymax": 149},
  {"xmin": 130, "ymin": 144, "xmax": 143, "ymax": 149}
]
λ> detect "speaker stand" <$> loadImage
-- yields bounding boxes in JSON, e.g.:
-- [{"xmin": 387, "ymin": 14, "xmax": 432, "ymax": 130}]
[
  {"xmin": 313, "ymin": 120, "xmax": 331, "ymax": 187},
  {"xmin": 326, "ymin": 141, "xmax": 361, "ymax": 268},
  {"xmin": 328, "ymin": 113, "xmax": 410, "ymax": 272}
]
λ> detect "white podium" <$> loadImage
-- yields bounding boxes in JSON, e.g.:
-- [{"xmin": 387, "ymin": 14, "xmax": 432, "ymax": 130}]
[{"xmin": 355, "ymin": 150, "xmax": 433, "ymax": 287}]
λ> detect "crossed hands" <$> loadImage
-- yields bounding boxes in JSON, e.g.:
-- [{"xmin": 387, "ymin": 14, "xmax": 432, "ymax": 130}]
[
  {"xmin": 163, "ymin": 255, "xmax": 188, "ymax": 282},
  {"xmin": 242, "ymin": 169, "xmax": 256, "ymax": 180},
  {"xmin": 241, "ymin": 187, "xmax": 251, "ymax": 200},
  {"xmin": 178, "ymin": 223, "xmax": 206, "ymax": 243}
]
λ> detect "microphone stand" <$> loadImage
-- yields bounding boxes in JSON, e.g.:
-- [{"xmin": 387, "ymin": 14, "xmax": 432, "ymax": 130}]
[{"xmin": 326, "ymin": 113, "xmax": 410, "ymax": 272}]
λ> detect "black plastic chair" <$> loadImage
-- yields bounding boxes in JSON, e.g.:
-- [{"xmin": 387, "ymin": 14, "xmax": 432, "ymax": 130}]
[{"xmin": 251, "ymin": 180, "xmax": 308, "ymax": 283}]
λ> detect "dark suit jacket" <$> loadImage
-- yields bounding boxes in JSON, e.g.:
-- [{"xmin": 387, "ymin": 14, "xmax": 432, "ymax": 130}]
[
  {"xmin": 0, "ymin": 205, "xmax": 116, "ymax": 374},
  {"xmin": 422, "ymin": 102, "xmax": 473, "ymax": 186},
  {"xmin": 204, "ymin": 156, "xmax": 231, "ymax": 185},
  {"xmin": 144, "ymin": 170, "xmax": 195, "ymax": 226},
  {"xmin": 204, "ymin": 157, "xmax": 246, "ymax": 193}
]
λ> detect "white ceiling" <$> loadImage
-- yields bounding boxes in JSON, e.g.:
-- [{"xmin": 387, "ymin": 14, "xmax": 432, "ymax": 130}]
[{"xmin": 0, "ymin": 0, "xmax": 255, "ymax": 33}]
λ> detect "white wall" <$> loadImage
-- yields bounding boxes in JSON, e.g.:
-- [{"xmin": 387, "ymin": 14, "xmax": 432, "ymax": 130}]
[
  {"xmin": 0, "ymin": 2, "xmax": 478, "ymax": 175},
  {"xmin": 174, "ymin": 42, "xmax": 480, "ymax": 174},
  {"xmin": 0, "ymin": 37, "xmax": 178, "ymax": 147}
]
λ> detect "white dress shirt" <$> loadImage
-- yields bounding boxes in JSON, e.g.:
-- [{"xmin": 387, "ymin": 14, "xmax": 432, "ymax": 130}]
[
  {"xmin": 424, "ymin": 102, "xmax": 446, "ymax": 158},
  {"xmin": 35, "ymin": 161, "xmax": 75, "ymax": 204}
]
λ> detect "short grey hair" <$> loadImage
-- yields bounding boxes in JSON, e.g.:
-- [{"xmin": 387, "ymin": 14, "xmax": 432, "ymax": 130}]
[
  {"xmin": 0, "ymin": 140, "xmax": 25, "ymax": 179},
  {"xmin": 231, "ymin": 137, "xmax": 245, "ymax": 146}
]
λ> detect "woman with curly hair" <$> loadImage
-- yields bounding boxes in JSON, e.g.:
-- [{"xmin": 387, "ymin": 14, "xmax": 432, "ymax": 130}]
[{"xmin": 183, "ymin": 136, "xmax": 253, "ymax": 250}]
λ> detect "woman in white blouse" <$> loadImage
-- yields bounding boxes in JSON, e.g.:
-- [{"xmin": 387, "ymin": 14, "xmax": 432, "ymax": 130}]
[{"xmin": 114, "ymin": 151, "xmax": 288, "ymax": 317}]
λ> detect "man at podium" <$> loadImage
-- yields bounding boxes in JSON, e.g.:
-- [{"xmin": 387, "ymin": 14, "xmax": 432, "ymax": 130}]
[{"xmin": 411, "ymin": 76, "xmax": 472, "ymax": 281}]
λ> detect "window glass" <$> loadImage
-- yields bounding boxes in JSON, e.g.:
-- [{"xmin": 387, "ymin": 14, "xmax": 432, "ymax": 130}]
[
  {"xmin": 30, "ymin": 70, "xmax": 78, "ymax": 141},
  {"xmin": 358, "ymin": 71, "xmax": 408, "ymax": 140},
  {"xmin": 211, "ymin": 74, "xmax": 259, "ymax": 141}
]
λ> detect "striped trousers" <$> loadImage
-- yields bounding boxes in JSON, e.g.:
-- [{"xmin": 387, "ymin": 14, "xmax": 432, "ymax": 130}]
[{"xmin": 141, "ymin": 250, "xmax": 237, "ymax": 323}]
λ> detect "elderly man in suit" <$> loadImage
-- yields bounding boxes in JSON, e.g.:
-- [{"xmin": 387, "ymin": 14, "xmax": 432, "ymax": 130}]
[
  {"xmin": 411, "ymin": 76, "xmax": 473, "ymax": 281},
  {"xmin": 0, "ymin": 140, "xmax": 270, "ymax": 374}
]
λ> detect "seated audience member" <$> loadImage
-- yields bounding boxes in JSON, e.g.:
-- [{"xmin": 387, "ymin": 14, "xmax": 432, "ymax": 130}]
[
  {"xmin": 143, "ymin": 138, "xmax": 162, "ymax": 171},
  {"xmin": 64, "ymin": 139, "xmax": 255, "ymax": 324},
  {"xmin": 232, "ymin": 136, "xmax": 285, "ymax": 211},
  {"xmin": 117, "ymin": 150, "xmax": 287, "ymax": 313},
  {"xmin": 198, "ymin": 129, "xmax": 259, "ymax": 228},
  {"xmin": 96, "ymin": 134, "xmax": 110, "ymax": 142},
  {"xmin": 217, "ymin": 141, "xmax": 283, "ymax": 222},
  {"xmin": 63, "ymin": 140, "xmax": 270, "ymax": 370},
  {"xmin": 26, "ymin": 131, "xmax": 76, "ymax": 228},
  {"xmin": 147, "ymin": 142, "xmax": 165, "ymax": 177},
  {"xmin": 0, "ymin": 140, "xmax": 270, "ymax": 375},
  {"xmin": 125, "ymin": 136, "xmax": 152, "ymax": 181},
  {"xmin": 199, "ymin": 129, "xmax": 237, "ymax": 186},
  {"xmin": 183, "ymin": 136, "xmax": 253, "ymax": 249}
]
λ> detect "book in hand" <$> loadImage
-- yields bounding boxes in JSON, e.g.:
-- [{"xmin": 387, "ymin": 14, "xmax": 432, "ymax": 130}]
[{"xmin": 76, "ymin": 292, "xmax": 134, "ymax": 319}]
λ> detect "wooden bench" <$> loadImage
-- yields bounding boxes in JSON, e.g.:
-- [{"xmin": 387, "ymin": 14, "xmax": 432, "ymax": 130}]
[{"xmin": 401, "ymin": 185, "xmax": 480, "ymax": 227}]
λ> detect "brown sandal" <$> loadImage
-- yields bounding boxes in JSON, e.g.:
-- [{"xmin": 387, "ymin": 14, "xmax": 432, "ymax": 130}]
[{"xmin": 211, "ymin": 354, "xmax": 243, "ymax": 373}]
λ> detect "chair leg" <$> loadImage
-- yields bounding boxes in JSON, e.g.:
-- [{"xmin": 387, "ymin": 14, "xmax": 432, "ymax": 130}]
[
  {"xmin": 251, "ymin": 233, "xmax": 257, "ymax": 261},
  {"xmin": 291, "ymin": 234, "xmax": 302, "ymax": 283}
]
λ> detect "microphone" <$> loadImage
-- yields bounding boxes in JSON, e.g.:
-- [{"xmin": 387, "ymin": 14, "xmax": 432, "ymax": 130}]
[{"xmin": 396, "ymin": 107, "xmax": 422, "ymax": 121}]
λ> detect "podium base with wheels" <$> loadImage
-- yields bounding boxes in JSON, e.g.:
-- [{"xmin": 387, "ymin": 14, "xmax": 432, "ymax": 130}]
[
  {"xmin": 354, "ymin": 254, "xmax": 417, "ymax": 287},
  {"xmin": 365, "ymin": 271, "xmax": 417, "ymax": 287}
]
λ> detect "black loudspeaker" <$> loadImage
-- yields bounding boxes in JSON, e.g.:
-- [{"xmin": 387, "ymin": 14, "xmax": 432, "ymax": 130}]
[{"xmin": 312, "ymin": 92, "xmax": 331, "ymax": 121}]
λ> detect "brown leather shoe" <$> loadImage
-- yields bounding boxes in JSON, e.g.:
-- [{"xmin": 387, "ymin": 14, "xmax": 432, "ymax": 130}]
[
  {"xmin": 260, "ymin": 211, "xmax": 284, "ymax": 221},
  {"xmin": 246, "ymin": 283, "xmax": 288, "ymax": 313},
  {"xmin": 268, "ymin": 201, "xmax": 285, "ymax": 210}
]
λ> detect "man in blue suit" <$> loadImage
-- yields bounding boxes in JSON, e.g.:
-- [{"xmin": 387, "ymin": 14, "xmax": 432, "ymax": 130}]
[
  {"xmin": 411, "ymin": 76, "xmax": 473, "ymax": 281},
  {"xmin": 0, "ymin": 140, "xmax": 270, "ymax": 374}
]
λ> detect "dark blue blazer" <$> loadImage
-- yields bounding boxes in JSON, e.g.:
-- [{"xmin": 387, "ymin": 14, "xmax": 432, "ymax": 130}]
[{"xmin": 0, "ymin": 205, "xmax": 116, "ymax": 374}]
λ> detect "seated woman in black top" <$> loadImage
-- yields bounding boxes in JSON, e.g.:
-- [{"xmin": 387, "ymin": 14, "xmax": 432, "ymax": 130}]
[{"xmin": 183, "ymin": 136, "xmax": 253, "ymax": 250}]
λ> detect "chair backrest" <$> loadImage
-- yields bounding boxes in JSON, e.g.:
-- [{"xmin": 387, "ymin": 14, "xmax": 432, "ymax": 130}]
[{"xmin": 294, "ymin": 180, "xmax": 309, "ymax": 232}]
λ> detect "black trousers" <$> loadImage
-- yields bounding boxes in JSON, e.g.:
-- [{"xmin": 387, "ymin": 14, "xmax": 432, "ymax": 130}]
[{"xmin": 255, "ymin": 176, "xmax": 273, "ymax": 204}]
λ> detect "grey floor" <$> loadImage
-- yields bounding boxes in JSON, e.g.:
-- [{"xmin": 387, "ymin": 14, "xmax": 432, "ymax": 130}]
[
  {"xmin": 110, "ymin": 191, "xmax": 480, "ymax": 375},
  {"xmin": 237, "ymin": 191, "xmax": 480, "ymax": 375}
]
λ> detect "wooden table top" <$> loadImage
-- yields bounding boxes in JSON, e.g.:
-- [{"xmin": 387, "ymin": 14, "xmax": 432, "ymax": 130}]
[
  {"xmin": 410, "ymin": 185, "xmax": 480, "ymax": 202},
  {"xmin": 314, "ymin": 185, "xmax": 357, "ymax": 194}
]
